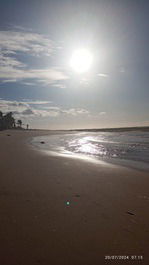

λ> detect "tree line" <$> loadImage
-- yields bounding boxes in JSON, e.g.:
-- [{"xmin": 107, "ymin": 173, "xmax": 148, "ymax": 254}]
[{"xmin": 0, "ymin": 111, "xmax": 23, "ymax": 131}]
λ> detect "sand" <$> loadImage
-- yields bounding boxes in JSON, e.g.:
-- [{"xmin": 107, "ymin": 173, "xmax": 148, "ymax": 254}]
[{"xmin": 0, "ymin": 129, "xmax": 149, "ymax": 265}]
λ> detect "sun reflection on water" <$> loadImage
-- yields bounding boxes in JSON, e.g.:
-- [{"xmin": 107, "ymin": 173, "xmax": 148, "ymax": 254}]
[{"xmin": 68, "ymin": 136, "xmax": 107, "ymax": 156}]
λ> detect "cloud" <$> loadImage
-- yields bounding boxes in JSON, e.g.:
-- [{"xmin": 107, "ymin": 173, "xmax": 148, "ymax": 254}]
[
  {"xmin": 97, "ymin": 73, "xmax": 108, "ymax": 78},
  {"xmin": 21, "ymin": 82, "xmax": 36, "ymax": 86},
  {"xmin": 0, "ymin": 99, "xmax": 89, "ymax": 119},
  {"xmin": 27, "ymin": 100, "xmax": 52, "ymax": 105},
  {"xmin": 0, "ymin": 100, "xmax": 29, "ymax": 115},
  {"xmin": 34, "ymin": 109, "xmax": 60, "ymax": 117},
  {"xmin": 43, "ymin": 106, "xmax": 60, "ymax": 111},
  {"xmin": 14, "ymin": 109, "xmax": 34, "ymax": 116},
  {"xmin": 0, "ymin": 99, "xmax": 57, "ymax": 118},
  {"xmin": 0, "ymin": 65, "xmax": 68, "ymax": 84},
  {"xmin": 1, "ymin": 79, "xmax": 17, "ymax": 83},
  {"xmin": 61, "ymin": 108, "xmax": 89, "ymax": 116},
  {"xmin": 0, "ymin": 31, "xmax": 53, "ymax": 56},
  {"xmin": 0, "ymin": 53, "xmax": 25, "ymax": 68},
  {"xmin": 99, "ymin": 112, "xmax": 106, "ymax": 115},
  {"xmin": 0, "ymin": 30, "xmax": 69, "ymax": 85},
  {"xmin": 52, "ymin": 83, "xmax": 66, "ymax": 89},
  {"xmin": 80, "ymin": 78, "xmax": 89, "ymax": 85}
]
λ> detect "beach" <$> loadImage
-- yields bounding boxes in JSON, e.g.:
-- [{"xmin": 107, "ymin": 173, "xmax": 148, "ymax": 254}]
[{"xmin": 0, "ymin": 130, "xmax": 149, "ymax": 265}]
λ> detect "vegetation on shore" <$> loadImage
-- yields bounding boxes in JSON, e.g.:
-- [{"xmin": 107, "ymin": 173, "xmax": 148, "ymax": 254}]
[{"xmin": 0, "ymin": 111, "xmax": 24, "ymax": 131}]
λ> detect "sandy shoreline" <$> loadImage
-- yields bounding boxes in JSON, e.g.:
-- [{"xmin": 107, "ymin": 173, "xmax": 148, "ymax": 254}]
[{"xmin": 0, "ymin": 129, "xmax": 149, "ymax": 265}]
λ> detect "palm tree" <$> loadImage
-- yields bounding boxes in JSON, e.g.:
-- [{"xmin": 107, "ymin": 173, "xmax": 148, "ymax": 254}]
[
  {"xmin": 0, "ymin": 111, "xmax": 16, "ymax": 130},
  {"xmin": 0, "ymin": 111, "xmax": 3, "ymax": 130},
  {"xmin": 4, "ymin": 112, "xmax": 15, "ymax": 129},
  {"xmin": 17, "ymin": 119, "xmax": 22, "ymax": 128}
]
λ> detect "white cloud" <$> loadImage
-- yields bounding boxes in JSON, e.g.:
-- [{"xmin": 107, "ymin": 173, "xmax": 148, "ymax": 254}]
[
  {"xmin": 27, "ymin": 100, "xmax": 52, "ymax": 105},
  {"xmin": 0, "ymin": 31, "xmax": 53, "ymax": 56},
  {"xmin": 0, "ymin": 99, "xmax": 89, "ymax": 120},
  {"xmin": 44, "ymin": 106, "xmax": 60, "ymax": 111},
  {"xmin": 33, "ymin": 109, "xmax": 60, "ymax": 117},
  {"xmin": 0, "ymin": 53, "xmax": 25, "ymax": 68},
  {"xmin": 21, "ymin": 82, "xmax": 36, "ymax": 86},
  {"xmin": 99, "ymin": 112, "xmax": 106, "ymax": 115},
  {"xmin": 0, "ymin": 99, "xmax": 56, "ymax": 118},
  {"xmin": 97, "ymin": 73, "xmax": 108, "ymax": 78},
  {"xmin": 80, "ymin": 78, "xmax": 89, "ymax": 85},
  {"xmin": 2, "ymin": 79, "xmax": 17, "ymax": 83},
  {"xmin": 52, "ymin": 83, "xmax": 66, "ymax": 89},
  {"xmin": 61, "ymin": 108, "xmax": 89, "ymax": 116},
  {"xmin": 0, "ymin": 99, "xmax": 29, "ymax": 113},
  {"xmin": 0, "ymin": 65, "xmax": 68, "ymax": 84},
  {"xmin": 0, "ymin": 30, "xmax": 69, "ymax": 85}
]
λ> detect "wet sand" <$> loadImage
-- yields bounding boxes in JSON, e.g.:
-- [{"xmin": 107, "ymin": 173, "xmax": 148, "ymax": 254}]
[{"xmin": 0, "ymin": 129, "xmax": 149, "ymax": 265}]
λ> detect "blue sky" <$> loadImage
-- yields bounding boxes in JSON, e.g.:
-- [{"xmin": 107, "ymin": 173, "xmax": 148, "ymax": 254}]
[{"xmin": 0, "ymin": 0, "xmax": 148, "ymax": 129}]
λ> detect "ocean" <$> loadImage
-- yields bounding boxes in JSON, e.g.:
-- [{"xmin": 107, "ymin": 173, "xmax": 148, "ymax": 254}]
[{"xmin": 31, "ymin": 131, "xmax": 149, "ymax": 171}]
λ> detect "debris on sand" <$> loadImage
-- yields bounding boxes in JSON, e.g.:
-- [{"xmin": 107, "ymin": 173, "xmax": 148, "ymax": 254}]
[{"xmin": 126, "ymin": 211, "xmax": 135, "ymax": 216}]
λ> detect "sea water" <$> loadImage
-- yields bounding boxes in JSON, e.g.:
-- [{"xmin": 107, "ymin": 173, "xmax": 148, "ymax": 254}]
[{"xmin": 31, "ymin": 131, "xmax": 149, "ymax": 171}]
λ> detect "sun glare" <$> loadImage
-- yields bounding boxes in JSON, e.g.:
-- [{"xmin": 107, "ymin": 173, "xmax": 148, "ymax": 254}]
[{"xmin": 70, "ymin": 49, "xmax": 93, "ymax": 73}]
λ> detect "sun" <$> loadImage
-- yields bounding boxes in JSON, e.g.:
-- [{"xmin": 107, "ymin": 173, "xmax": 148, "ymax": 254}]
[{"xmin": 70, "ymin": 49, "xmax": 93, "ymax": 73}]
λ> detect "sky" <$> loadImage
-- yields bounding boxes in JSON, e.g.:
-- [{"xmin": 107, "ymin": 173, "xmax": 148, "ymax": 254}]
[{"xmin": 0, "ymin": 0, "xmax": 149, "ymax": 129}]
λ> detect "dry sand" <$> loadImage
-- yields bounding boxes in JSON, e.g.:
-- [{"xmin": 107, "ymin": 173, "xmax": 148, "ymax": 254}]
[{"xmin": 0, "ymin": 129, "xmax": 149, "ymax": 265}]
